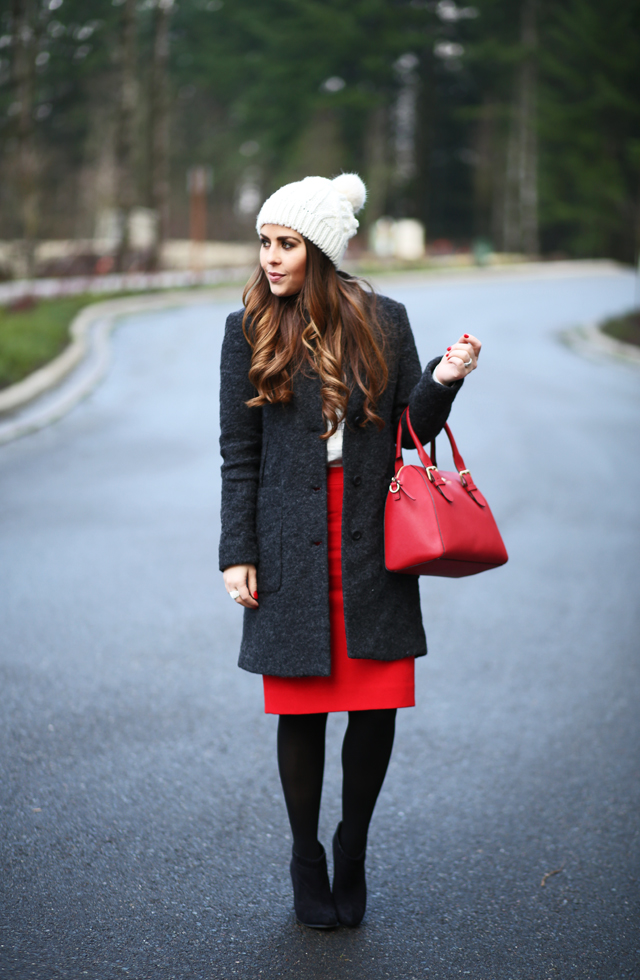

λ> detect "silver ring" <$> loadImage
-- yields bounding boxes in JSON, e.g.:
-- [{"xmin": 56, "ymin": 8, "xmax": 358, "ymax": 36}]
[
  {"xmin": 229, "ymin": 589, "xmax": 241, "ymax": 600},
  {"xmin": 464, "ymin": 359, "xmax": 473, "ymax": 368}
]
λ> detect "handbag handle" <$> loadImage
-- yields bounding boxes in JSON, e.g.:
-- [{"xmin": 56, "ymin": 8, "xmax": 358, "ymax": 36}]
[
  {"xmin": 395, "ymin": 406, "xmax": 486, "ymax": 505},
  {"xmin": 395, "ymin": 407, "xmax": 467, "ymax": 473}
]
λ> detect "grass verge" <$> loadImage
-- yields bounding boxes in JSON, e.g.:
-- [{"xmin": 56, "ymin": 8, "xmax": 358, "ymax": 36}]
[
  {"xmin": 0, "ymin": 282, "xmax": 245, "ymax": 392},
  {"xmin": 0, "ymin": 295, "xmax": 99, "ymax": 391},
  {"xmin": 601, "ymin": 309, "xmax": 640, "ymax": 348}
]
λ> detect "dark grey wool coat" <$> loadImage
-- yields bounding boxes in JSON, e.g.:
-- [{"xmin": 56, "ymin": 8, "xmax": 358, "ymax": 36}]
[{"xmin": 219, "ymin": 294, "xmax": 462, "ymax": 677}]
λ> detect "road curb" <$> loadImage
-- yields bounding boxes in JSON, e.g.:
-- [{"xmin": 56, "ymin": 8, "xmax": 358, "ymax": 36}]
[
  {"xmin": 0, "ymin": 262, "xmax": 634, "ymax": 447},
  {"xmin": 0, "ymin": 287, "xmax": 242, "ymax": 446},
  {"xmin": 362, "ymin": 257, "xmax": 626, "ymax": 289},
  {"xmin": 560, "ymin": 321, "xmax": 640, "ymax": 369},
  {"xmin": 1, "ymin": 301, "xmax": 106, "ymax": 415}
]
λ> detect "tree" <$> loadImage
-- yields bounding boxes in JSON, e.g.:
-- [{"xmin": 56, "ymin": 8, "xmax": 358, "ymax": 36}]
[
  {"xmin": 0, "ymin": 0, "xmax": 638, "ymax": 265},
  {"xmin": 11, "ymin": 0, "xmax": 40, "ymax": 277},
  {"xmin": 538, "ymin": 0, "xmax": 640, "ymax": 261},
  {"xmin": 114, "ymin": 0, "xmax": 138, "ymax": 271},
  {"xmin": 503, "ymin": 0, "xmax": 538, "ymax": 254},
  {"xmin": 148, "ymin": 0, "xmax": 173, "ymax": 268}
]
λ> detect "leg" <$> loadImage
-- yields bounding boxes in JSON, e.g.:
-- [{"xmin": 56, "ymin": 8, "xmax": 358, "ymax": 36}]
[
  {"xmin": 332, "ymin": 708, "xmax": 397, "ymax": 927},
  {"xmin": 277, "ymin": 712, "xmax": 328, "ymax": 860},
  {"xmin": 341, "ymin": 707, "xmax": 397, "ymax": 856},
  {"xmin": 277, "ymin": 712, "xmax": 337, "ymax": 928}
]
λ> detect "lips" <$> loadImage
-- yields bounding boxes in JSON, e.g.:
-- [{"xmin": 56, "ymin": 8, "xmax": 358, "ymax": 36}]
[{"xmin": 268, "ymin": 271, "xmax": 284, "ymax": 282}]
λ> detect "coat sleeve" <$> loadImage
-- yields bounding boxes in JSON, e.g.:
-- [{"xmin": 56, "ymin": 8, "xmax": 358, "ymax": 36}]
[
  {"xmin": 391, "ymin": 301, "xmax": 463, "ymax": 448},
  {"xmin": 219, "ymin": 310, "xmax": 262, "ymax": 572}
]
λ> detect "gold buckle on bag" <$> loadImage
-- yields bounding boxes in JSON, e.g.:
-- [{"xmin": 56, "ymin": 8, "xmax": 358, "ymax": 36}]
[{"xmin": 390, "ymin": 465, "xmax": 406, "ymax": 493}]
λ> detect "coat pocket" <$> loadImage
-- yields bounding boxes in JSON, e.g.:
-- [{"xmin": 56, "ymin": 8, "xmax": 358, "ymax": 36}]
[{"xmin": 256, "ymin": 487, "xmax": 282, "ymax": 593}]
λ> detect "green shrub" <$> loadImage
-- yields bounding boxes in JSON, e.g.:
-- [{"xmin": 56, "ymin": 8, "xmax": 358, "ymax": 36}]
[{"xmin": 601, "ymin": 310, "xmax": 640, "ymax": 348}]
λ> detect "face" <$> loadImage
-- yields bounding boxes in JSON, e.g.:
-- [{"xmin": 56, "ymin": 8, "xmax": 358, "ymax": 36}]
[{"xmin": 259, "ymin": 224, "xmax": 307, "ymax": 297}]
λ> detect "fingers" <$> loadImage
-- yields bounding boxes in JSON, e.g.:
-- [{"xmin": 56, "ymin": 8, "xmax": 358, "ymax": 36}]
[
  {"xmin": 235, "ymin": 579, "xmax": 258, "ymax": 609},
  {"xmin": 445, "ymin": 339, "xmax": 478, "ymax": 374},
  {"xmin": 248, "ymin": 566, "xmax": 258, "ymax": 601},
  {"xmin": 223, "ymin": 564, "xmax": 259, "ymax": 609},
  {"xmin": 447, "ymin": 350, "xmax": 470, "ymax": 366},
  {"xmin": 448, "ymin": 341, "xmax": 474, "ymax": 361},
  {"xmin": 445, "ymin": 349, "xmax": 473, "ymax": 371},
  {"xmin": 435, "ymin": 356, "xmax": 466, "ymax": 384},
  {"xmin": 457, "ymin": 333, "xmax": 482, "ymax": 357},
  {"xmin": 437, "ymin": 335, "xmax": 479, "ymax": 384}
]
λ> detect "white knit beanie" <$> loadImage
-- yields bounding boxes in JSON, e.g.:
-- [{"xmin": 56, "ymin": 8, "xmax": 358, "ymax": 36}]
[{"xmin": 256, "ymin": 173, "xmax": 367, "ymax": 267}]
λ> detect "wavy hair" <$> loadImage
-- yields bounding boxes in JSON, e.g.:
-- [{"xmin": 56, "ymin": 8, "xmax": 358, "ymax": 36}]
[{"xmin": 241, "ymin": 239, "xmax": 388, "ymax": 438}]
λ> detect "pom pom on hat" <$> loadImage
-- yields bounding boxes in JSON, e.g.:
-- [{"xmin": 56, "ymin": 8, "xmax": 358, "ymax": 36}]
[
  {"xmin": 256, "ymin": 172, "xmax": 368, "ymax": 267},
  {"xmin": 331, "ymin": 173, "xmax": 367, "ymax": 213}
]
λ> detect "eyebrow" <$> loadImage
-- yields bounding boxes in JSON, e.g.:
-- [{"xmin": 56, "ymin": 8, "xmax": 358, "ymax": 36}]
[{"xmin": 261, "ymin": 234, "xmax": 302, "ymax": 243}]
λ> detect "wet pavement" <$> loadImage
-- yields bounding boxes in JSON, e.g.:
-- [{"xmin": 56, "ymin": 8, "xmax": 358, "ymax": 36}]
[{"xmin": 1, "ymin": 266, "xmax": 639, "ymax": 979}]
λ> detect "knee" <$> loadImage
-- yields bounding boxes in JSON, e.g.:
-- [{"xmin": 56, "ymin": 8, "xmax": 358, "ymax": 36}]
[
  {"xmin": 347, "ymin": 708, "xmax": 396, "ymax": 732},
  {"xmin": 279, "ymin": 712, "xmax": 328, "ymax": 736}
]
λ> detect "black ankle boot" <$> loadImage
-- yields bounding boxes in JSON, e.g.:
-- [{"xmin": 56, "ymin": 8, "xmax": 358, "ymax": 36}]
[
  {"xmin": 290, "ymin": 845, "xmax": 338, "ymax": 929},
  {"xmin": 332, "ymin": 823, "xmax": 367, "ymax": 927}
]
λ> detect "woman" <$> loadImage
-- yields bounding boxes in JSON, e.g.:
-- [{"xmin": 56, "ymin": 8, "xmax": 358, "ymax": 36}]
[{"xmin": 219, "ymin": 173, "xmax": 480, "ymax": 929}]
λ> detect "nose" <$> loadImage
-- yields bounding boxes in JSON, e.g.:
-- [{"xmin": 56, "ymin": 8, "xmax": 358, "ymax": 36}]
[{"xmin": 261, "ymin": 240, "xmax": 283, "ymax": 270}]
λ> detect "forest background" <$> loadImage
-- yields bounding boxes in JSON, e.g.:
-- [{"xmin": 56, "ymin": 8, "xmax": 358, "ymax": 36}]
[{"xmin": 0, "ymin": 0, "xmax": 639, "ymax": 277}]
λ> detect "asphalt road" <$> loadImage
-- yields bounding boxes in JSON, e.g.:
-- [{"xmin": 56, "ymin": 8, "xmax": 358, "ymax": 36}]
[{"xmin": 1, "ymin": 266, "xmax": 638, "ymax": 980}]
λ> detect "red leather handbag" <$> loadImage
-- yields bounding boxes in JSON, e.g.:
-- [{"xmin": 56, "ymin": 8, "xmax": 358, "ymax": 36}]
[{"xmin": 384, "ymin": 407, "xmax": 508, "ymax": 577}]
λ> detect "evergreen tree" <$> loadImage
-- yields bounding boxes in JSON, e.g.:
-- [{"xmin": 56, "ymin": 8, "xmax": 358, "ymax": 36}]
[
  {"xmin": 0, "ymin": 0, "xmax": 637, "ymax": 262},
  {"xmin": 538, "ymin": 0, "xmax": 640, "ymax": 260}
]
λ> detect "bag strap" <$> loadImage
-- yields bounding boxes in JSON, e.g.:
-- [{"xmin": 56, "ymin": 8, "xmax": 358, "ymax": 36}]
[
  {"xmin": 397, "ymin": 407, "xmax": 470, "ymax": 471},
  {"xmin": 443, "ymin": 422, "xmax": 467, "ymax": 473},
  {"xmin": 395, "ymin": 407, "xmax": 434, "ymax": 473},
  {"xmin": 396, "ymin": 407, "xmax": 483, "ymax": 503},
  {"xmin": 395, "ymin": 405, "xmax": 487, "ymax": 507}
]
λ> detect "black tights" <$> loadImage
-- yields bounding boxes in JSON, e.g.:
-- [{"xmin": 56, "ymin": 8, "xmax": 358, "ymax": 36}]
[{"xmin": 277, "ymin": 709, "xmax": 396, "ymax": 860}]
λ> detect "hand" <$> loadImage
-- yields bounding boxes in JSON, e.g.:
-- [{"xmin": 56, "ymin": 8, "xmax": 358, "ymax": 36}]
[
  {"xmin": 434, "ymin": 333, "xmax": 481, "ymax": 385},
  {"xmin": 223, "ymin": 564, "xmax": 259, "ymax": 609}
]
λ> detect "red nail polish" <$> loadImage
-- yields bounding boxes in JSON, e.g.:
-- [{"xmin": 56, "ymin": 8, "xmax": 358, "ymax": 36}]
[
  {"xmin": 253, "ymin": 591, "xmax": 258, "ymax": 599},
  {"xmin": 447, "ymin": 346, "xmax": 452, "ymax": 351},
  {"xmin": 464, "ymin": 334, "xmax": 469, "ymax": 339}
]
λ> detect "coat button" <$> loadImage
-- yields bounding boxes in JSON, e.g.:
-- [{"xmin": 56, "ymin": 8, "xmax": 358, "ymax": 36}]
[
  {"xmin": 353, "ymin": 414, "xmax": 363, "ymax": 425},
  {"xmin": 352, "ymin": 475, "xmax": 362, "ymax": 486},
  {"xmin": 351, "ymin": 530, "xmax": 362, "ymax": 541}
]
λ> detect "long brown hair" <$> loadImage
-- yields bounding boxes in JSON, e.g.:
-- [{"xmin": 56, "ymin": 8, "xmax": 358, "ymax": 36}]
[{"xmin": 242, "ymin": 239, "xmax": 388, "ymax": 438}]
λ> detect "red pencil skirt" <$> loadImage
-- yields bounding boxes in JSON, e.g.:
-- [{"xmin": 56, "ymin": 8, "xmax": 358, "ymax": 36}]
[{"xmin": 263, "ymin": 465, "xmax": 415, "ymax": 714}]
